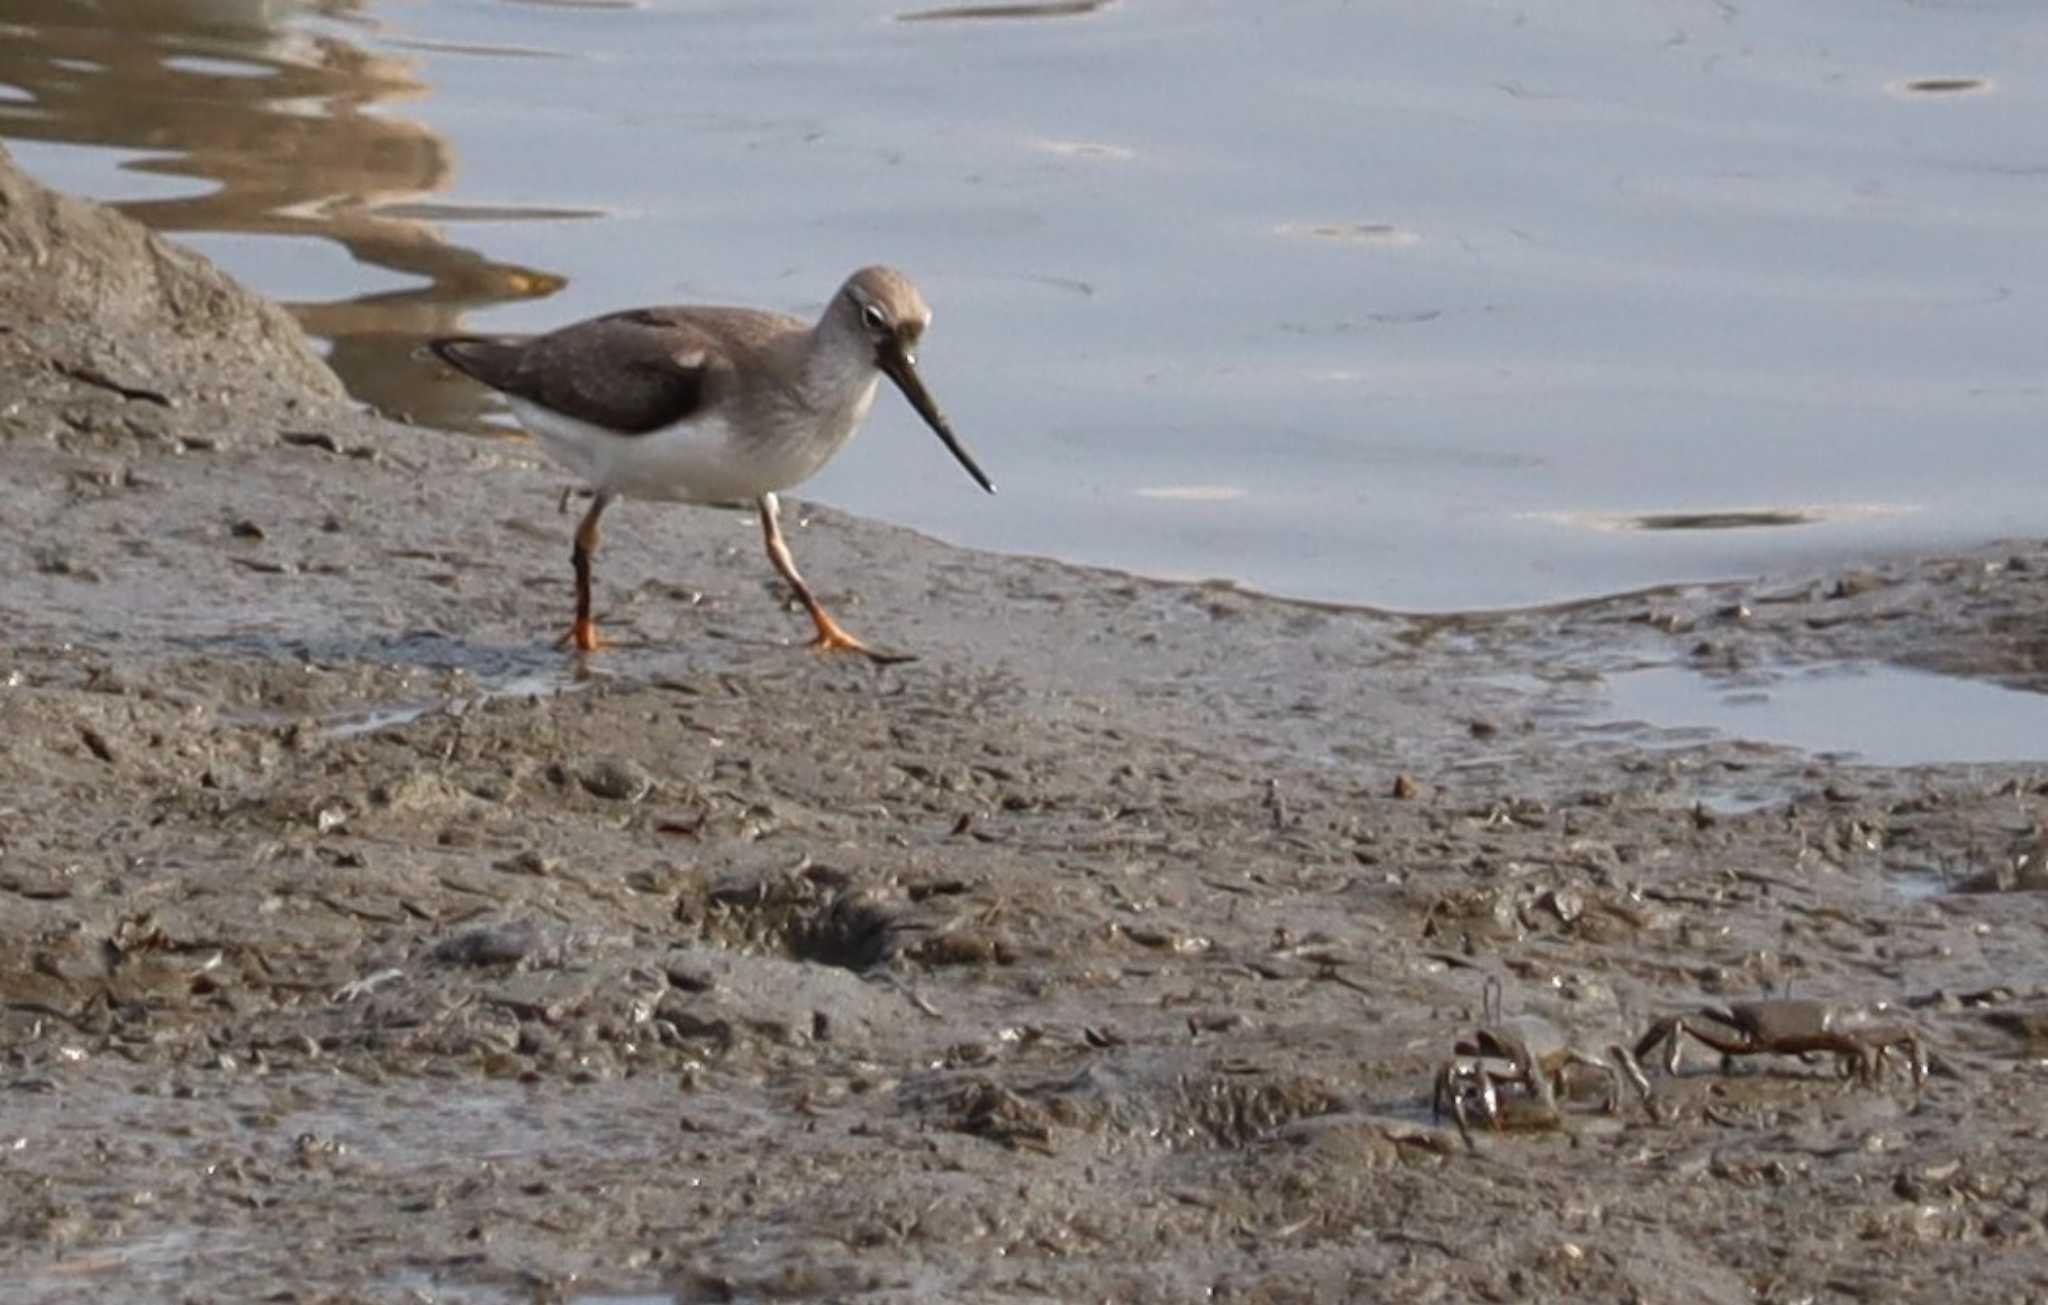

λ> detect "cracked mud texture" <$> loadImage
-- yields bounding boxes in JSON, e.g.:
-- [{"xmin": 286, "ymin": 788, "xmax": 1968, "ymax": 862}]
[{"xmin": 4, "ymin": 140, "xmax": 2048, "ymax": 1303}]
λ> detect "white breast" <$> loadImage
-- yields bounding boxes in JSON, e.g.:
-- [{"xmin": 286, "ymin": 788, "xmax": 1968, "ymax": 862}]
[{"xmin": 506, "ymin": 388, "xmax": 878, "ymax": 505}]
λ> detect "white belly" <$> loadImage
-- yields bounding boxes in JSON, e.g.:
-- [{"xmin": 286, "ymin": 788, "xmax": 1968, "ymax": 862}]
[{"xmin": 506, "ymin": 394, "xmax": 869, "ymax": 504}]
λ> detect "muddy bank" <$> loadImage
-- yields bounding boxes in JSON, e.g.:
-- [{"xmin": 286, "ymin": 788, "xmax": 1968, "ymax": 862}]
[{"xmin": 4, "ymin": 142, "xmax": 2048, "ymax": 1303}]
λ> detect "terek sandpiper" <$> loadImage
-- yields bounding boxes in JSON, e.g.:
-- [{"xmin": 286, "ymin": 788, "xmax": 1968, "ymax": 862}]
[{"xmin": 429, "ymin": 266, "xmax": 994, "ymax": 661}]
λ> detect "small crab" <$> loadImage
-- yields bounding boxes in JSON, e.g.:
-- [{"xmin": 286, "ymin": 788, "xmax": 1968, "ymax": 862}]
[
  {"xmin": 1632, "ymin": 998, "xmax": 1928, "ymax": 1090},
  {"xmin": 1432, "ymin": 977, "xmax": 1651, "ymax": 1143}
]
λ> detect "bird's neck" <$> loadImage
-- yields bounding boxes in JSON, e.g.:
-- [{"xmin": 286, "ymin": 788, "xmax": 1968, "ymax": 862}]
[{"xmin": 792, "ymin": 326, "xmax": 881, "ymax": 418}]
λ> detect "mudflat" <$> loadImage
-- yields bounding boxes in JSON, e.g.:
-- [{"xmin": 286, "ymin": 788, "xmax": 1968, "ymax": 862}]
[{"xmin": 4, "ymin": 143, "xmax": 2047, "ymax": 1303}]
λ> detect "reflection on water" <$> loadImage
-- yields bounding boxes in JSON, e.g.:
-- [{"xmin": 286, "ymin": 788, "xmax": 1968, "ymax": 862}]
[
  {"xmin": 898, "ymin": 1, "xmax": 1111, "ymax": 21},
  {"xmin": 1631, "ymin": 510, "xmax": 1813, "ymax": 531},
  {"xmin": 1272, "ymin": 221, "xmax": 1420, "ymax": 248},
  {"xmin": 0, "ymin": 0, "xmax": 562, "ymax": 431},
  {"xmin": 1893, "ymin": 77, "xmax": 1992, "ymax": 97},
  {"xmin": 1527, "ymin": 503, "xmax": 1917, "ymax": 535},
  {"xmin": 3, "ymin": 0, "xmax": 2044, "ymax": 618}
]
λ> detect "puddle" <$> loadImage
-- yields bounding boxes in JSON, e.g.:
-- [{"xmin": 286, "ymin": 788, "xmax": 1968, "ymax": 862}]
[
  {"xmin": 321, "ymin": 669, "xmax": 578, "ymax": 738},
  {"xmin": 381, "ymin": 1270, "xmax": 672, "ymax": 1304},
  {"xmin": 1599, "ymin": 662, "xmax": 2048, "ymax": 765},
  {"xmin": 1890, "ymin": 866, "xmax": 1956, "ymax": 901}
]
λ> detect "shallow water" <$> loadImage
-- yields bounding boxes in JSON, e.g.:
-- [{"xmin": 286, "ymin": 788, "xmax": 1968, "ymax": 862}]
[
  {"xmin": 1600, "ymin": 661, "xmax": 2048, "ymax": 767},
  {"xmin": 3, "ymin": 0, "xmax": 2046, "ymax": 611}
]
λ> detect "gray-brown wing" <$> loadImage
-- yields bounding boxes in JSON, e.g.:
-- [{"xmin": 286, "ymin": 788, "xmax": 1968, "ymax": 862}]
[{"xmin": 429, "ymin": 308, "xmax": 735, "ymax": 435}]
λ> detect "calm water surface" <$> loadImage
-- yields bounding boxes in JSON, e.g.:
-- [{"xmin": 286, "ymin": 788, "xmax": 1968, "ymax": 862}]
[
  {"xmin": 3, "ymin": 0, "xmax": 2045, "ymax": 611},
  {"xmin": 1601, "ymin": 662, "xmax": 2048, "ymax": 767}
]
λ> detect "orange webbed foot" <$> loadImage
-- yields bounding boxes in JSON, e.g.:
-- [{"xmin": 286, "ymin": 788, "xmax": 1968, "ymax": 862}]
[
  {"xmin": 805, "ymin": 612, "xmax": 916, "ymax": 666},
  {"xmin": 556, "ymin": 617, "xmax": 604, "ymax": 653}
]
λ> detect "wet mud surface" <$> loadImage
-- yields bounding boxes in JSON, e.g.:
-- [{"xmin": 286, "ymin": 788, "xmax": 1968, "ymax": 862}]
[{"xmin": 6, "ymin": 145, "xmax": 2048, "ymax": 1302}]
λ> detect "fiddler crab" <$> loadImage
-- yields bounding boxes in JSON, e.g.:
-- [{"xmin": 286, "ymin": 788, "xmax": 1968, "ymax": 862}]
[
  {"xmin": 1632, "ymin": 997, "xmax": 1929, "ymax": 1091},
  {"xmin": 1432, "ymin": 977, "xmax": 1652, "ymax": 1145}
]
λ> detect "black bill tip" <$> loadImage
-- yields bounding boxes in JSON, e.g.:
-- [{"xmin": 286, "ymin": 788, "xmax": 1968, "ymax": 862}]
[{"xmin": 878, "ymin": 342, "xmax": 995, "ymax": 495}]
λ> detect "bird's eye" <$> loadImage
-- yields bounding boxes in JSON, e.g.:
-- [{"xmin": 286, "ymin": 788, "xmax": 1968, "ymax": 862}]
[{"xmin": 861, "ymin": 303, "xmax": 889, "ymax": 332}]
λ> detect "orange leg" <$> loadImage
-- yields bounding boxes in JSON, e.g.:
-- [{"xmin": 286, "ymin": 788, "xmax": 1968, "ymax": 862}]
[
  {"xmin": 756, "ymin": 492, "xmax": 912, "ymax": 665},
  {"xmin": 560, "ymin": 491, "xmax": 613, "ymax": 653}
]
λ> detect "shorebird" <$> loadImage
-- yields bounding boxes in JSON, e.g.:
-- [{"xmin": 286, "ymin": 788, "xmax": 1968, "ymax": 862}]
[{"xmin": 429, "ymin": 266, "xmax": 994, "ymax": 661}]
